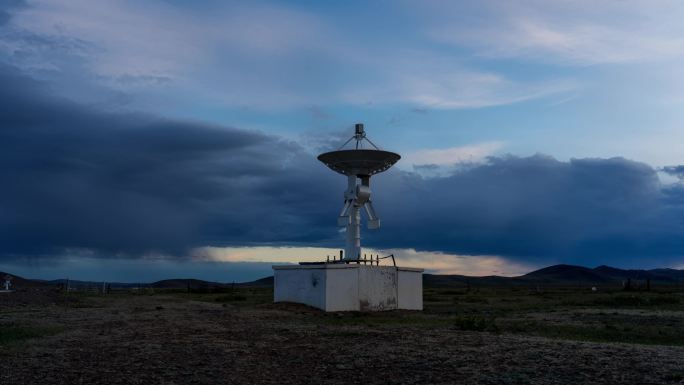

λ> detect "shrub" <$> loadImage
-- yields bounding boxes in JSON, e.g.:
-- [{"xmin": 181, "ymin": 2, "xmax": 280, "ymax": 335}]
[
  {"xmin": 453, "ymin": 315, "xmax": 498, "ymax": 332},
  {"xmin": 592, "ymin": 295, "xmax": 680, "ymax": 307},
  {"xmin": 214, "ymin": 295, "xmax": 247, "ymax": 302}
]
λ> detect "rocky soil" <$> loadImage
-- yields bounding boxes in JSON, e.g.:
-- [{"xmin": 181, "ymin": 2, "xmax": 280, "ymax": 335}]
[{"xmin": 1, "ymin": 291, "xmax": 683, "ymax": 384}]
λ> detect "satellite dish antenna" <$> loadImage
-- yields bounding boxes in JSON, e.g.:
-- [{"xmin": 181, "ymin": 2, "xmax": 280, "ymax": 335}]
[{"xmin": 318, "ymin": 123, "xmax": 400, "ymax": 260}]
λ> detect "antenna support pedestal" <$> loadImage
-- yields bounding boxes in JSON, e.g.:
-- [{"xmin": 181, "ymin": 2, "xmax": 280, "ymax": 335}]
[{"xmin": 339, "ymin": 174, "xmax": 380, "ymax": 260}]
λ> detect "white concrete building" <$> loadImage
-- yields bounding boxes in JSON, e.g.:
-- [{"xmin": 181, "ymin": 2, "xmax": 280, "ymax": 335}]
[{"xmin": 273, "ymin": 264, "xmax": 423, "ymax": 311}]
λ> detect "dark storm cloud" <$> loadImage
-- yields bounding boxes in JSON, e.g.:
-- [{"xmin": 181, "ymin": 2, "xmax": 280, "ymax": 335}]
[
  {"xmin": 3, "ymin": 63, "xmax": 684, "ymax": 267},
  {"xmin": 0, "ymin": 65, "xmax": 340, "ymax": 259},
  {"xmin": 371, "ymin": 156, "xmax": 684, "ymax": 266}
]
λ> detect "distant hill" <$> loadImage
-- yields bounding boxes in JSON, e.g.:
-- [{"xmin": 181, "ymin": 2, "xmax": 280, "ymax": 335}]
[
  {"xmin": 522, "ymin": 264, "xmax": 610, "ymax": 283},
  {"xmin": 238, "ymin": 276, "xmax": 273, "ymax": 287},
  {"xmin": 593, "ymin": 265, "xmax": 684, "ymax": 282},
  {"xmin": 150, "ymin": 276, "xmax": 273, "ymax": 289},
  {"xmin": 5, "ymin": 264, "xmax": 684, "ymax": 290},
  {"xmin": 0, "ymin": 271, "xmax": 51, "ymax": 288},
  {"xmin": 423, "ymin": 274, "xmax": 515, "ymax": 287},
  {"xmin": 525, "ymin": 264, "xmax": 684, "ymax": 284},
  {"xmin": 5, "ymin": 276, "xmax": 272, "ymax": 291},
  {"xmin": 648, "ymin": 268, "xmax": 684, "ymax": 281},
  {"xmin": 424, "ymin": 264, "xmax": 684, "ymax": 288},
  {"xmin": 150, "ymin": 278, "xmax": 226, "ymax": 289},
  {"xmin": 47, "ymin": 278, "xmax": 142, "ymax": 289}
]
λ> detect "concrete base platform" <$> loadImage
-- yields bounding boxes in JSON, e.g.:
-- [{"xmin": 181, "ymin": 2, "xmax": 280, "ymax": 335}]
[{"xmin": 272, "ymin": 264, "xmax": 423, "ymax": 311}]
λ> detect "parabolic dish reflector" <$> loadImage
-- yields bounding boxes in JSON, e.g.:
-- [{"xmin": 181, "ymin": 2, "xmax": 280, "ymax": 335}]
[{"xmin": 317, "ymin": 149, "xmax": 400, "ymax": 176}]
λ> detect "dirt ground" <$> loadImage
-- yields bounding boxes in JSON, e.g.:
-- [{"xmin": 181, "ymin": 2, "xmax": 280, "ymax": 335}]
[{"xmin": 1, "ymin": 289, "xmax": 684, "ymax": 385}]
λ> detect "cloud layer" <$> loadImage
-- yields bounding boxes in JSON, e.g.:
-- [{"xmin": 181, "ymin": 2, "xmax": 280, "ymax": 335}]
[
  {"xmin": 0, "ymin": 0, "xmax": 575, "ymax": 110},
  {"xmin": 2, "ymin": 63, "xmax": 684, "ymax": 269},
  {"xmin": 425, "ymin": 0, "xmax": 684, "ymax": 65},
  {"xmin": 0, "ymin": 64, "xmax": 341, "ymax": 258},
  {"xmin": 374, "ymin": 155, "xmax": 684, "ymax": 267}
]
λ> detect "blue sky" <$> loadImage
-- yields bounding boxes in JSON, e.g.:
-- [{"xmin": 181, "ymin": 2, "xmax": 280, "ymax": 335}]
[
  {"xmin": 2, "ymin": 1, "xmax": 684, "ymax": 282},
  {"xmin": 4, "ymin": 0, "xmax": 684, "ymax": 162}
]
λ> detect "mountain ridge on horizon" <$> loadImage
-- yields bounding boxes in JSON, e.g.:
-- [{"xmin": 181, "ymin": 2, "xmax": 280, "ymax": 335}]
[
  {"xmin": 3, "ymin": 263, "xmax": 684, "ymax": 289},
  {"xmin": 424, "ymin": 263, "xmax": 684, "ymax": 288}
]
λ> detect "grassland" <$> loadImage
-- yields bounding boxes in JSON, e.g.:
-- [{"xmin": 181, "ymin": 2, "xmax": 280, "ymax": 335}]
[
  {"xmin": 1, "ymin": 286, "xmax": 684, "ymax": 384},
  {"xmin": 176, "ymin": 285, "xmax": 684, "ymax": 346}
]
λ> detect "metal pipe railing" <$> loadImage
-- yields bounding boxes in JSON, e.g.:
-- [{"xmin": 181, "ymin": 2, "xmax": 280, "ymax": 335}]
[{"xmin": 323, "ymin": 254, "xmax": 395, "ymax": 267}]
